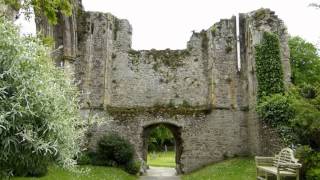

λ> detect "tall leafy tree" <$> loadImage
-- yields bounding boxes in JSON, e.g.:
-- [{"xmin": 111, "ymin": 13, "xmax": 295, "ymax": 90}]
[
  {"xmin": 148, "ymin": 125, "xmax": 174, "ymax": 151},
  {"xmin": 289, "ymin": 36, "xmax": 320, "ymax": 86}
]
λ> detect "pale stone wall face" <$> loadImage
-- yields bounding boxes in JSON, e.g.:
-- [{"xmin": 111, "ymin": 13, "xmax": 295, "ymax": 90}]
[
  {"xmin": 36, "ymin": 3, "xmax": 291, "ymax": 173},
  {"xmin": 84, "ymin": 109, "xmax": 248, "ymax": 173}
]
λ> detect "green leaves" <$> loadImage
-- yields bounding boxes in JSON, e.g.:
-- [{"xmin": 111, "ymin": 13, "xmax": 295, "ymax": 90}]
[
  {"xmin": 255, "ymin": 32, "xmax": 285, "ymax": 100},
  {"xmin": 0, "ymin": 17, "xmax": 80, "ymax": 177},
  {"xmin": 255, "ymin": 34, "xmax": 320, "ymax": 179},
  {"xmin": 148, "ymin": 125, "xmax": 174, "ymax": 151},
  {"xmin": 289, "ymin": 36, "xmax": 320, "ymax": 86},
  {"xmin": 3, "ymin": 0, "xmax": 73, "ymax": 25},
  {"xmin": 257, "ymin": 94, "xmax": 294, "ymax": 127}
]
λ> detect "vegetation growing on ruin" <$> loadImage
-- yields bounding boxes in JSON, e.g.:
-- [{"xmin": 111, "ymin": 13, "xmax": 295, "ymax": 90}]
[
  {"xmin": 255, "ymin": 32, "xmax": 285, "ymax": 100},
  {"xmin": 113, "ymin": 18, "xmax": 120, "ymax": 41},
  {"xmin": 106, "ymin": 102, "xmax": 211, "ymax": 120},
  {"xmin": 148, "ymin": 49, "xmax": 190, "ymax": 70},
  {"xmin": 210, "ymin": 26, "xmax": 217, "ymax": 37},
  {"xmin": 253, "ymin": 8, "xmax": 268, "ymax": 21},
  {"xmin": 4, "ymin": 0, "xmax": 73, "ymax": 24},
  {"xmin": 128, "ymin": 49, "xmax": 191, "ymax": 76},
  {"xmin": 257, "ymin": 36, "xmax": 320, "ymax": 179}
]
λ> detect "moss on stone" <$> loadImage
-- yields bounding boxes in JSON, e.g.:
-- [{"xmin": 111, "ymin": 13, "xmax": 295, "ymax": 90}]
[
  {"xmin": 128, "ymin": 50, "xmax": 142, "ymax": 68},
  {"xmin": 77, "ymin": 10, "xmax": 90, "ymax": 44},
  {"xmin": 106, "ymin": 104, "xmax": 211, "ymax": 119},
  {"xmin": 211, "ymin": 26, "xmax": 217, "ymax": 37},
  {"xmin": 147, "ymin": 49, "xmax": 190, "ymax": 69},
  {"xmin": 112, "ymin": 53, "xmax": 117, "ymax": 59},
  {"xmin": 182, "ymin": 100, "xmax": 191, "ymax": 108},
  {"xmin": 200, "ymin": 30, "xmax": 209, "ymax": 52},
  {"xmin": 225, "ymin": 46, "xmax": 232, "ymax": 53},
  {"xmin": 225, "ymin": 37, "xmax": 233, "ymax": 53},
  {"xmin": 113, "ymin": 18, "xmax": 120, "ymax": 41},
  {"xmin": 253, "ymin": 8, "xmax": 268, "ymax": 21}
]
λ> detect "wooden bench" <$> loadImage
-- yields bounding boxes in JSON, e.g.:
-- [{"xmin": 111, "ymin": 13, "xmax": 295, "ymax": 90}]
[{"xmin": 255, "ymin": 148, "xmax": 302, "ymax": 180}]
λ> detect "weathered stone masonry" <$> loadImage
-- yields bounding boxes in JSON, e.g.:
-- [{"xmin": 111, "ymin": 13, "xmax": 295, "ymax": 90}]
[{"xmin": 37, "ymin": 2, "xmax": 291, "ymax": 174}]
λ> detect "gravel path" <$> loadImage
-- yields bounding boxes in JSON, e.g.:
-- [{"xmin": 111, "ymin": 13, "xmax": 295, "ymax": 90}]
[{"xmin": 140, "ymin": 166, "xmax": 180, "ymax": 180}]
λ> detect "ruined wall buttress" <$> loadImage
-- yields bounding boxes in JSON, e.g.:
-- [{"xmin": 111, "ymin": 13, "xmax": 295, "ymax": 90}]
[{"xmin": 239, "ymin": 9, "xmax": 291, "ymax": 155}]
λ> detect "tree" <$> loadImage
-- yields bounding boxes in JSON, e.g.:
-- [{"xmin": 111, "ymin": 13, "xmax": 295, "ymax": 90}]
[
  {"xmin": 289, "ymin": 37, "xmax": 320, "ymax": 86},
  {"xmin": 148, "ymin": 125, "xmax": 174, "ymax": 151},
  {"xmin": 0, "ymin": 17, "xmax": 81, "ymax": 177},
  {"xmin": 3, "ymin": 0, "xmax": 73, "ymax": 24}
]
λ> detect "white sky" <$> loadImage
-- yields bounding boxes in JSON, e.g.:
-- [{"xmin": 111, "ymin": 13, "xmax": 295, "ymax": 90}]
[{"xmin": 17, "ymin": 0, "xmax": 320, "ymax": 50}]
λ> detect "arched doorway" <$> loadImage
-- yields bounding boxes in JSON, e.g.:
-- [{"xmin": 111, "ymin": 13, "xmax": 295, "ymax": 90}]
[{"xmin": 142, "ymin": 123, "xmax": 183, "ymax": 174}]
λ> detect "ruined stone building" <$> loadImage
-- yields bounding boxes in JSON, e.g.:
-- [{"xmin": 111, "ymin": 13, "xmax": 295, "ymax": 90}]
[{"xmin": 36, "ymin": 1, "xmax": 291, "ymax": 174}]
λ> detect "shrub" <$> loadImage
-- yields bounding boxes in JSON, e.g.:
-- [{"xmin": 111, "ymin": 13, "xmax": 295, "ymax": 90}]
[
  {"xmin": 2, "ymin": 151, "xmax": 51, "ymax": 177},
  {"xmin": 296, "ymin": 146, "xmax": 320, "ymax": 179},
  {"xmin": 257, "ymin": 94, "xmax": 294, "ymax": 127},
  {"xmin": 299, "ymin": 84, "xmax": 318, "ymax": 99},
  {"xmin": 92, "ymin": 133, "xmax": 140, "ymax": 174},
  {"xmin": 0, "ymin": 17, "xmax": 81, "ymax": 177},
  {"xmin": 97, "ymin": 133, "xmax": 134, "ymax": 166},
  {"xmin": 124, "ymin": 160, "xmax": 141, "ymax": 175},
  {"xmin": 307, "ymin": 168, "xmax": 320, "ymax": 180},
  {"xmin": 290, "ymin": 94, "xmax": 320, "ymax": 149},
  {"xmin": 77, "ymin": 152, "xmax": 91, "ymax": 165},
  {"xmin": 257, "ymin": 94, "xmax": 296, "ymax": 144}
]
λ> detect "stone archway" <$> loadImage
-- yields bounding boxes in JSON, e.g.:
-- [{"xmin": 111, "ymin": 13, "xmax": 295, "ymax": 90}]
[{"xmin": 142, "ymin": 123, "xmax": 183, "ymax": 174}]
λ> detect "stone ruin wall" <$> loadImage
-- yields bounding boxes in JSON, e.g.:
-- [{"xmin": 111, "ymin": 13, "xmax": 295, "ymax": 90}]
[{"xmin": 35, "ymin": 2, "xmax": 291, "ymax": 173}]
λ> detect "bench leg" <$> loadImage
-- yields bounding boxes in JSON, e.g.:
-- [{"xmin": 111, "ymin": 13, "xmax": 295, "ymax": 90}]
[{"xmin": 265, "ymin": 172, "xmax": 268, "ymax": 180}]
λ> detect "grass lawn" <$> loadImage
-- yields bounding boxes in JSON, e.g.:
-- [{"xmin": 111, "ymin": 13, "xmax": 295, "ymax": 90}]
[
  {"xmin": 182, "ymin": 157, "xmax": 256, "ymax": 180},
  {"xmin": 147, "ymin": 151, "xmax": 176, "ymax": 167},
  {"xmin": 12, "ymin": 165, "xmax": 138, "ymax": 180}
]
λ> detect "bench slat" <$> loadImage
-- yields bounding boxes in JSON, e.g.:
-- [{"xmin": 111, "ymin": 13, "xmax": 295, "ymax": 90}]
[{"xmin": 256, "ymin": 148, "xmax": 301, "ymax": 180}]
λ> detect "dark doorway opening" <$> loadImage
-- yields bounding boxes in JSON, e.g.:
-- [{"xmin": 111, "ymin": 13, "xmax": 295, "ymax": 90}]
[{"xmin": 142, "ymin": 123, "xmax": 183, "ymax": 174}]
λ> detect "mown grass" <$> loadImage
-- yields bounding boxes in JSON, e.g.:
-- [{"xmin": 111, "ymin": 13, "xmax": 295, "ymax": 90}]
[
  {"xmin": 182, "ymin": 157, "xmax": 256, "ymax": 180},
  {"xmin": 147, "ymin": 151, "xmax": 176, "ymax": 168},
  {"xmin": 11, "ymin": 156, "xmax": 257, "ymax": 180},
  {"xmin": 12, "ymin": 165, "xmax": 138, "ymax": 180}
]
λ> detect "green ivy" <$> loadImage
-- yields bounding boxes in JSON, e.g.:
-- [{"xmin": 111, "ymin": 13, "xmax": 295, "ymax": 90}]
[
  {"xmin": 256, "ymin": 94, "xmax": 295, "ymax": 144},
  {"xmin": 255, "ymin": 32, "xmax": 285, "ymax": 100}
]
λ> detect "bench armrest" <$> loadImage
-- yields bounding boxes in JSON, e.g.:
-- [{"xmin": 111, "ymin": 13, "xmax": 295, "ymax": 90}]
[
  {"xmin": 278, "ymin": 162, "xmax": 302, "ymax": 169},
  {"xmin": 255, "ymin": 156, "xmax": 274, "ymax": 166}
]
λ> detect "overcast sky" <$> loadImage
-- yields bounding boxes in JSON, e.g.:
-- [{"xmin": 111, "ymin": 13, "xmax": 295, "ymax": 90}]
[{"xmin": 17, "ymin": 0, "xmax": 320, "ymax": 50}]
